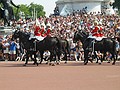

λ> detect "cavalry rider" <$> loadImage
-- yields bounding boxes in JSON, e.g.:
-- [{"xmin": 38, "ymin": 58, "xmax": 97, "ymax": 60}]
[
  {"xmin": 34, "ymin": 22, "xmax": 46, "ymax": 41},
  {"xmin": 29, "ymin": 20, "xmax": 46, "ymax": 51},
  {"xmin": 29, "ymin": 19, "xmax": 51, "ymax": 51},
  {"xmin": 87, "ymin": 21, "xmax": 104, "ymax": 51},
  {"xmin": 44, "ymin": 22, "xmax": 52, "ymax": 37},
  {"xmin": 91, "ymin": 21, "xmax": 104, "ymax": 38}
]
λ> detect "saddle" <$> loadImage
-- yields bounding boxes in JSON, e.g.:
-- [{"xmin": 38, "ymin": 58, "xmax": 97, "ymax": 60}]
[{"xmin": 88, "ymin": 35, "xmax": 106, "ymax": 41}]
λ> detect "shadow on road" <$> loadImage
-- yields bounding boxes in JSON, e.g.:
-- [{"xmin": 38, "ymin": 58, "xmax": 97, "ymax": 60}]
[{"xmin": 0, "ymin": 61, "xmax": 120, "ymax": 67}]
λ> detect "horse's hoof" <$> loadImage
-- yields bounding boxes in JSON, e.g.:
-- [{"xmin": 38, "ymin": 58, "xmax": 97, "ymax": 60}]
[
  {"xmin": 46, "ymin": 62, "xmax": 48, "ymax": 64},
  {"xmin": 33, "ymin": 63, "xmax": 35, "ymax": 65},
  {"xmin": 64, "ymin": 61, "xmax": 67, "ymax": 64},
  {"xmin": 107, "ymin": 61, "xmax": 110, "ymax": 63},
  {"xmin": 112, "ymin": 63, "xmax": 115, "ymax": 65},
  {"xmin": 99, "ymin": 63, "xmax": 101, "ymax": 65},
  {"xmin": 90, "ymin": 61, "xmax": 93, "ymax": 63},
  {"xmin": 84, "ymin": 63, "xmax": 87, "ymax": 65},
  {"xmin": 49, "ymin": 63, "xmax": 52, "ymax": 65},
  {"xmin": 23, "ymin": 64, "xmax": 26, "ymax": 66},
  {"xmin": 57, "ymin": 62, "xmax": 60, "ymax": 65},
  {"xmin": 84, "ymin": 61, "xmax": 88, "ymax": 65},
  {"xmin": 96, "ymin": 61, "xmax": 98, "ymax": 63},
  {"xmin": 52, "ymin": 64, "xmax": 55, "ymax": 66},
  {"xmin": 39, "ymin": 62, "xmax": 42, "ymax": 64},
  {"xmin": 37, "ymin": 63, "xmax": 39, "ymax": 66}
]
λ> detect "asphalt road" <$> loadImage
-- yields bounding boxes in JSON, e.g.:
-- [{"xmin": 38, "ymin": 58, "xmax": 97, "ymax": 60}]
[{"xmin": 0, "ymin": 61, "xmax": 120, "ymax": 90}]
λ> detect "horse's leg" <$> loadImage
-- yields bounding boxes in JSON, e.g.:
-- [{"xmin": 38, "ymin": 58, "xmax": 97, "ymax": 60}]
[
  {"xmin": 24, "ymin": 53, "xmax": 29, "ymax": 66},
  {"xmin": 102, "ymin": 52, "xmax": 106, "ymax": 63},
  {"xmin": 94, "ymin": 52, "xmax": 101, "ymax": 65},
  {"xmin": 112, "ymin": 52, "xmax": 117, "ymax": 65},
  {"xmin": 30, "ymin": 54, "xmax": 35, "ymax": 65},
  {"xmin": 49, "ymin": 51, "xmax": 55, "ymax": 66},
  {"xmin": 31, "ymin": 52, "xmax": 38, "ymax": 66},
  {"xmin": 67, "ymin": 47, "xmax": 71, "ymax": 62},
  {"xmin": 52, "ymin": 50, "xmax": 57, "ymax": 66},
  {"xmin": 39, "ymin": 51, "xmax": 44, "ymax": 64},
  {"xmin": 34, "ymin": 52, "xmax": 39, "ymax": 66},
  {"xmin": 84, "ymin": 50, "xmax": 89, "ymax": 65},
  {"xmin": 57, "ymin": 53, "xmax": 61, "ymax": 65},
  {"xmin": 64, "ymin": 51, "xmax": 67, "ymax": 64},
  {"xmin": 55, "ymin": 49, "xmax": 61, "ymax": 65}
]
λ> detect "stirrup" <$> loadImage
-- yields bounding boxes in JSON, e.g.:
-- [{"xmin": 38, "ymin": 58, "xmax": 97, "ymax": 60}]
[
  {"xmin": 86, "ymin": 47, "xmax": 92, "ymax": 51},
  {"xmin": 89, "ymin": 48, "xmax": 92, "ymax": 51}
]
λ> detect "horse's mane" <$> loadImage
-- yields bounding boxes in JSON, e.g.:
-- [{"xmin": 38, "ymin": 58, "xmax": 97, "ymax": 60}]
[
  {"xmin": 19, "ymin": 31, "xmax": 30, "ymax": 40},
  {"xmin": 78, "ymin": 30, "xmax": 89, "ymax": 38}
]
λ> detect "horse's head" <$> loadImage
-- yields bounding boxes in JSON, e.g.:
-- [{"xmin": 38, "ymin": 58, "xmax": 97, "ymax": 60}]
[
  {"xmin": 73, "ymin": 31, "xmax": 80, "ymax": 43},
  {"xmin": 11, "ymin": 30, "xmax": 20, "ymax": 40},
  {"xmin": 12, "ymin": 30, "xmax": 30, "ymax": 42},
  {"xmin": 73, "ymin": 30, "xmax": 88, "ymax": 43}
]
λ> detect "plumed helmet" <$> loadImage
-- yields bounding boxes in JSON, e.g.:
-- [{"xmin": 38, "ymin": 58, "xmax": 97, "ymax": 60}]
[
  {"xmin": 98, "ymin": 21, "xmax": 102, "ymax": 25},
  {"xmin": 46, "ymin": 23, "xmax": 51, "ymax": 27},
  {"xmin": 94, "ymin": 21, "xmax": 98, "ymax": 25},
  {"xmin": 41, "ymin": 22, "xmax": 46, "ymax": 28}
]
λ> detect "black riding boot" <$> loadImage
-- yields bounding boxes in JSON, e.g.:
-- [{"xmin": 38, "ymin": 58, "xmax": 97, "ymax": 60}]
[
  {"xmin": 29, "ymin": 38, "xmax": 37, "ymax": 51},
  {"xmin": 86, "ymin": 39, "xmax": 94, "ymax": 51},
  {"xmin": 33, "ymin": 40, "xmax": 37, "ymax": 51}
]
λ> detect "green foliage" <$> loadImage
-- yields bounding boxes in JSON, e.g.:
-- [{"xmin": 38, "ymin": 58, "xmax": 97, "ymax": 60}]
[
  {"xmin": 13, "ymin": 2, "xmax": 46, "ymax": 19},
  {"xmin": 112, "ymin": 0, "xmax": 120, "ymax": 10},
  {"xmin": 29, "ymin": 2, "xmax": 45, "ymax": 17}
]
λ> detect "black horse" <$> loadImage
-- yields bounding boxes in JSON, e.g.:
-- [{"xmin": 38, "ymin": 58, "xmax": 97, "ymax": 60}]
[
  {"xmin": 73, "ymin": 30, "xmax": 117, "ymax": 65},
  {"xmin": 12, "ymin": 30, "xmax": 39, "ymax": 66},
  {"xmin": 12, "ymin": 30, "xmax": 62, "ymax": 66},
  {"xmin": 57, "ymin": 38, "xmax": 71, "ymax": 63}
]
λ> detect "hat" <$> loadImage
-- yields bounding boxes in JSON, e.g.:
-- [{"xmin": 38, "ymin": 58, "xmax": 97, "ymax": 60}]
[
  {"xmin": 16, "ymin": 25, "xmax": 20, "ymax": 30},
  {"xmin": 46, "ymin": 23, "xmax": 51, "ymax": 27},
  {"xmin": 41, "ymin": 22, "xmax": 46, "ymax": 28},
  {"xmin": 98, "ymin": 21, "xmax": 102, "ymax": 25},
  {"xmin": 94, "ymin": 21, "xmax": 98, "ymax": 25},
  {"xmin": 25, "ymin": 28, "xmax": 29, "ymax": 31}
]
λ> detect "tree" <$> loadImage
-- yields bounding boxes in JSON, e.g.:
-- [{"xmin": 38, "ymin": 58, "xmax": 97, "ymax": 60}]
[
  {"xmin": 112, "ymin": 0, "xmax": 120, "ymax": 10},
  {"xmin": 29, "ymin": 2, "xmax": 46, "ymax": 17},
  {"xmin": 13, "ymin": 4, "xmax": 28, "ymax": 20},
  {"xmin": 13, "ymin": 2, "xmax": 45, "ymax": 20}
]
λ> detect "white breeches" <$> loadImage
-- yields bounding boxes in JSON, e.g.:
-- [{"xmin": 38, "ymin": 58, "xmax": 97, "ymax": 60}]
[{"xmin": 29, "ymin": 36, "xmax": 45, "ymax": 41}]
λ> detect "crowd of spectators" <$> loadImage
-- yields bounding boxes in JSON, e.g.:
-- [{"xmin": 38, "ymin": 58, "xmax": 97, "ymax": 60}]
[{"xmin": 0, "ymin": 10, "xmax": 120, "ymax": 61}]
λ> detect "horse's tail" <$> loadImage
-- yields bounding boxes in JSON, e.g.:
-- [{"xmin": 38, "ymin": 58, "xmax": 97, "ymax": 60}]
[
  {"xmin": 66, "ymin": 39, "xmax": 71, "ymax": 56},
  {"xmin": 55, "ymin": 37, "xmax": 62, "ymax": 54},
  {"xmin": 112, "ymin": 38, "xmax": 116, "ymax": 51},
  {"xmin": 112, "ymin": 38, "xmax": 117, "ymax": 59}
]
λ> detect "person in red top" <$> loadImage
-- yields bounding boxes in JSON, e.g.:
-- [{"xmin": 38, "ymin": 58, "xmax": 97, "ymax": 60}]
[
  {"xmin": 86, "ymin": 21, "xmax": 104, "ymax": 51},
  {"xmin": 91, "ymin": 21, "xmax": 104, "ymax": 37},
  {"xmin": 34, "ymin": 25, "xmax": 45, "ymax": 36},
  {"xmin": 29, "ymin": 22, "xmax": 46, "ymax": 51},
  {"xmin": 43, "ymin": 23, "xmax": 51, "ymax": 37},
  {"xmin": 33, "ymin": 22, "xmax": 46, "ymax": 41}
]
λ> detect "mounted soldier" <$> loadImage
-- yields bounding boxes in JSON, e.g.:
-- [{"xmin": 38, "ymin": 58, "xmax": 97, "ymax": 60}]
[
  {"xmin": 29, "ymin": 19, "xmax": 52, "ymax": 41},
  {"xmin": 29, "ymin": 19, "xmax": 52, "ymax": 51},
  {"xmin": 86, "ymin": 21, "xmax": 105, "ymax": 51},
  {"xmin": 0, "ymin": 0, "xmax": 19, "ymax": 26},
  {"xmin": 91, "ymin": 21, "xmax": 104, "ymax": 38}
]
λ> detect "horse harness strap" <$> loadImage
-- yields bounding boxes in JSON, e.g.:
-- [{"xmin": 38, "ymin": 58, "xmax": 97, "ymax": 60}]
[
  {"xmin": 34, "ymin": 40, "xmax": 37, "ymax": 51},
  {"xmin": 92, "ymin": 40, "xmax": 96, "ymax": 55}
]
